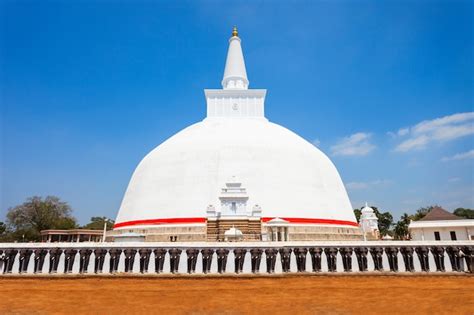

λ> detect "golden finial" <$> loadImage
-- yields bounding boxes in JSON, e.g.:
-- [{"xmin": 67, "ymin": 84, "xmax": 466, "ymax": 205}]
[{"xmin": 232, "ymin": 26, "xmax": 238, "ymax": 37}]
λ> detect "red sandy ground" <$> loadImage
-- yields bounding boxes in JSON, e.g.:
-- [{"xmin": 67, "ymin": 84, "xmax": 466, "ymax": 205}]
[{"xmin": 0, "ymin": 275, "xmax": 473, "ymax": 314}]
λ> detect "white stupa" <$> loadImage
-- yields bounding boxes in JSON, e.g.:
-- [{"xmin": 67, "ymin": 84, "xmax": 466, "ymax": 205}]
[
  {"xmin": 359, "ymin": 202, "xmax": 380, "ymax": 240},
  {"xmin": 113, "ymin": 27, "xmax": 361, "ymax": 242}
]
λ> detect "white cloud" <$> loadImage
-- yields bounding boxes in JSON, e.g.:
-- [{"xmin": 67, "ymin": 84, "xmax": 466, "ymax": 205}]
[
  {"xmin": 312, "ymin": 139, "xmax": 321, "ymax": 147},
  {"xmin": 397, "ymin": 128, "xmax": 409, "ymax": 136},
  {"xmin": 346, "ymin": 179, "xmax": 392, "ymax": 191},
  {"xmin": 330, "ymin": 132, "xmax": 375, "ymax": 156},
  {"xmin": 412, "ymin": 112, "xmax": 474, "ymax": 134},
  {"xmin": 441, "ymin": 149, "xmax": 474, "ymax": 162},
  {"xmin": 393, "ymin": 112, "xmax": 474, "ymax": 152},
  {"xmin": 387, "ymin": 128, "xmax": 410, "ymax": 138},
  {"xmin": 395, "ymin": 135, "xmax": 430, "ymax": 152}
]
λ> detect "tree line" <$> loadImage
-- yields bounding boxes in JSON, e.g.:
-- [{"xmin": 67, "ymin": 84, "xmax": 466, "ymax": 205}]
[
  {"xmin": 0, "ymin": 196, "xmax": 115, "ymax": 242},
  {"xmin": 353, "ymin": 205, "xmax": 474, "ymax": 240}
]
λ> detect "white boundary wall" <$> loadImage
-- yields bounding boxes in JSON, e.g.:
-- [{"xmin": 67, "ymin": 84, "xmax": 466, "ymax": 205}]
[{"xmin": 1, "ymin": 241, "xmax": 472, "ymax": 275}]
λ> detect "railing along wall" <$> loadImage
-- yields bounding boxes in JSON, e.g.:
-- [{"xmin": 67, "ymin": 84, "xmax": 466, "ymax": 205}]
[{"xmin": 0, "ymin": 241, "xmax": 472, "ymax": 275}]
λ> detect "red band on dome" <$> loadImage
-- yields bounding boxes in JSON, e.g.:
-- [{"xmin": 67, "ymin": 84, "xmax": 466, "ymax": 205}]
[
  {"xmin": 114, "ymin": 217, "xmax": 206, "ymax": 228},
  {"xmin": 114, "ymin": 217, "xmax": 358, "ymax": 228}
]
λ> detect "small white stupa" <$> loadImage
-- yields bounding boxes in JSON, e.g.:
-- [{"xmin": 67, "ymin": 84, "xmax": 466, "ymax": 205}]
[{"xmin": 359, "ymin": 202, "xmax": 380, "ymax": 240}]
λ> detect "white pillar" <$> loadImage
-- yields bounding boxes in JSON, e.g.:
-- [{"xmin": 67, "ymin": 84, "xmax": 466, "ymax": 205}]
[
  {"xmin": 362, "ymin": 223, "xmax": 367, "ymax": 242},
  {"xmin": 102, "ymin": 222, "xmax": 107, "ymax": 242}
]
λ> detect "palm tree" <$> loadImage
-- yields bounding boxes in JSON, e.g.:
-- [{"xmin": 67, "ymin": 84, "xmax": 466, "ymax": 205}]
[{"xmin": 394, "ymin": 213, "xmax": 412, "ymax": 240}]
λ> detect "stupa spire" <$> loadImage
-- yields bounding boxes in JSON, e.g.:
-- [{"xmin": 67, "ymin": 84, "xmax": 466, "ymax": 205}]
[
  {"xmin": 232, "ymin": 26, "xmax": 238, "ymax": 37},
  {"xmin": 222, "ymin": 26, "xmax": 249, "ymax": 90}
]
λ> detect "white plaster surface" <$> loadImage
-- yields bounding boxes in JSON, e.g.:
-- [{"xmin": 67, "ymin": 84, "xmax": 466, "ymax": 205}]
[{"xmin": 116, "ymin": 118, "xmax": 356, "ymax": 227}]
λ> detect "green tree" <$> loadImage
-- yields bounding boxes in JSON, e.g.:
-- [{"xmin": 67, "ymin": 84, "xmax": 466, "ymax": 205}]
[
  {"xmin": 394, "ymin": 213, "xmax": 412, "ymax": 240},
  {"xmin": 412, "ymin": 206, "xmax": 436, "ymax": 221},
  {"xmin": 6, "ymin": 196, "xmax": 78, "ymax": 241},
  {"xmin": 453, "ymin": 208, "xmax": 474, "ymax": 219},
  {"xmin": 0, "ymin": 221, "xmax": 9, "ymax": 242},
  {"xmin": 353, "ymin": 209, "xmax": 362, "ymax": 223},
  {"xmin": 83, "ymin": 217, "xmax": 115, "ymax": 230},
  {"xmin": 372, "ymin": 207, "xmax": 394, "ymax": 237},
  {"xmin": 0, "ymin": 221, "xmax": 5, "ymax": 235}
]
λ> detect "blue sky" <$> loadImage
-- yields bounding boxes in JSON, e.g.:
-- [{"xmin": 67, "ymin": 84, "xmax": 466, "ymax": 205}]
[{"xmin": 1, "ymin": 0, "xmax": 473, "ymax": 224}]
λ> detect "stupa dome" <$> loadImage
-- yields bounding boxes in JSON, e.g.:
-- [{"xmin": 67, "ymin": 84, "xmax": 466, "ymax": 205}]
[{"xmin": 115, "ymin": 118, "xmax": 357, "ymax": 227}]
